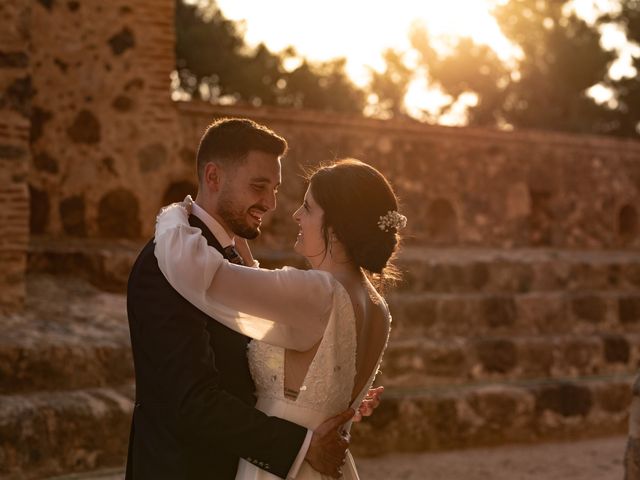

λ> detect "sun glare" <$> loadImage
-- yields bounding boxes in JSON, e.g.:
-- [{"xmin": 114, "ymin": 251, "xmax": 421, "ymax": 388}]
[
  {"xmin": 215, "ymin": 0, "xmax": 514, "ymax": 82},
  {"xmin": 212, "ymin": 0, "xmax": 631, "ymax": 122}
]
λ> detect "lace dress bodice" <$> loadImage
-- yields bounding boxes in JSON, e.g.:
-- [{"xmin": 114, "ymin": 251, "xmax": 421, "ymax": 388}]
[
  {"xmin": 248, "ymin": 284, "xmax": 365, "ymax": 422},
  {"xmin": 241, "ymin": 284, "xmax": 390, "ymax": 480}
]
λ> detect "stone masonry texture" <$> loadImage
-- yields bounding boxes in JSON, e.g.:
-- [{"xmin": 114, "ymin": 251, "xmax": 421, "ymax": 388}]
[{"xmin": 0, "ymin": 1, "xmax": 31, "ymax": 312}]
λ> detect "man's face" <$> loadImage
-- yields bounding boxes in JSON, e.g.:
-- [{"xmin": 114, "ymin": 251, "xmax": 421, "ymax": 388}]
[{"xmin": 216, "ymin": 150, "xmax": 281, "ymax": 239}]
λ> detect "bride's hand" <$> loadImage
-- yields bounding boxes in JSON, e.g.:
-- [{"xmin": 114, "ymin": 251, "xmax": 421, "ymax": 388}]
[
  {"xmin": 155, "ymin": 195, "xmax": 194, "ymax": 238},
  {"xmin": 179, "ymin": 194, "xmax": 194, "ymax": 215},
  {"xmin": 157, "ymin": 195, "xmax": 194, "ymax": 219}
]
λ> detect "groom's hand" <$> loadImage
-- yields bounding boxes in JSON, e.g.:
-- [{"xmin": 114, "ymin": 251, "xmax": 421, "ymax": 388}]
[{"xmin": 305, "ymin": 408, "xmax": 354, "ymax": 478}]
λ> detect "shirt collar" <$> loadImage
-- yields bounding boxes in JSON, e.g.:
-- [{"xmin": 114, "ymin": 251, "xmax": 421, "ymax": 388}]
[{"xmin": 191, "ymin": 202, "xmax": 234, "ymax": 248}]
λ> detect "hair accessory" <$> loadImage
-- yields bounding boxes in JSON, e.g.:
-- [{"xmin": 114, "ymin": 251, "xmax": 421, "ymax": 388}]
[{"xmin": 377, "ymin": 210, "xmax": 407, "ymax": 232}]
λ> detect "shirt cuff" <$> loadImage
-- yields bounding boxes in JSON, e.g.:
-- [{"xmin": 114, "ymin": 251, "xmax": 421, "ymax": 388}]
[{"xmin": 287, "ymin": 429, "xmax": 312, "ymax": 479}]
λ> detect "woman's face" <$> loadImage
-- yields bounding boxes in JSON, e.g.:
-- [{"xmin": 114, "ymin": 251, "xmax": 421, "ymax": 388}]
[{"xmin": 292, "ymin": 185, "xmax": 327, "ymax": 260}]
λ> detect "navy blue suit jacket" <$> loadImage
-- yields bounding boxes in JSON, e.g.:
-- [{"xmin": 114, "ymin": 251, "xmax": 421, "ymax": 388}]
[{"xmin": 125, "ymin": 215, "xmax": 306, "ymax": 479}]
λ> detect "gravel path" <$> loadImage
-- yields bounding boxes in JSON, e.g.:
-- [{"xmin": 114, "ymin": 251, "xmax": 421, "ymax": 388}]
[
  {"xmin": 47, "ymin": 435, "xmax": 627, "ymax": 480},
  {"xmin": 354, "ymin": 435, "xmax": 626, "ymax": 480}
]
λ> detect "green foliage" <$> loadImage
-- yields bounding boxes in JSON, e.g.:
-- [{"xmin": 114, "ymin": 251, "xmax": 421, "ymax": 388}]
[
  {"xmin": 493, "ymin": 0, "xmax": 616, "ymax": 134},
  {"xmin": 411, "ymin": 30, "xmax": 510, "ymax": 125},
  {"xmin": 413, "ymin": 0, "xmax": 622, "ymax": 135},
  {"xmin": 174, "ymin": 0, "xmax": 364, "ymax": 113},
  {"xmin": 600, "ymin": 0, "xmax": 640, "ymax": 136},
  {"xmin": 281, "ymin": 58, "xmax": 366, "ymax": 113},
  {"xmin": 175, "ymin": 0, "xmax": 639, "ymax": 136},
  {"xmin": 367, "ymin": 49, "xmax": 414, "ymax": 118}
]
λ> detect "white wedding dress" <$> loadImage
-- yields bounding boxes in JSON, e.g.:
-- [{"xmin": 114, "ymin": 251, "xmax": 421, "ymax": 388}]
[
  {"xmin": 237, "ymin": 281, "xmax": 388, "ymax": 480},
  {"xmin": 154, "ymin": 203, "xmax": 390, "ymax": 480}
]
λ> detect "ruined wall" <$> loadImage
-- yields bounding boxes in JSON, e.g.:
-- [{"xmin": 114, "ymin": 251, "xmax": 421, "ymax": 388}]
[
  {"xmin": 23, "ymin": 1, "xmax": 640, "ymax": 253},
  {"xmin": 178, "ymin": 103, "xmax": 640, "ymax": 251},
  {"xmin": 0, "ymin": 1, "xmax": 31, "ymax": 311},
  {"xmin": 27, "ymin": 0, "xmax": 183, "ymax": 241}
]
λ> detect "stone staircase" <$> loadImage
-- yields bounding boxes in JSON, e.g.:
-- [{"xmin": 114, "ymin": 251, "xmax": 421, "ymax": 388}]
[
  {"xmin": 349, "ymin": 247, "xmax": 639, "ymax": 455},
  {"xmin": 0, "ymin": 275, "xmax": 134, "ymax": 479},
  {"xmin": 1, "ymin": 239, "xmax": 638, "ymax": 477}
]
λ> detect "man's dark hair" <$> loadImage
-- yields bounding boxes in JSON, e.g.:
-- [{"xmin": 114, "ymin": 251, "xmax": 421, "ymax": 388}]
[{"xmin": 196, "ymin": 117, "xmax": 288, "ymax": 182}]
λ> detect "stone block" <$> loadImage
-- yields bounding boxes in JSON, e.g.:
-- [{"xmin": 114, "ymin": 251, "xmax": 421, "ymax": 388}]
[
  {"xmin": 535, "ymin": 383, "xmax": 592, "ymax": 417},
  {"xmin": 571, "ymin": 294, "xmax": 607, "ymax": 324},
  {"xmin": 620, "ymin": 296, "xmax": 640, "ymax": 325},
  {"xmin": 0, "ymin": 387, "xmax": 133, "ymax": 479},
  {"xmin": 602, "ymin": 334, "xmax": 631, "ymax": 364},
  {"xmin": 515, "ymin": 293, "xmax": 565, "ymax": 334},
  {"xmin": 475, "ymin": 338, "xmax": 518, "ymax": 374},
  {"xmin": 481, "ymin": 296, "xmax": 517, "ymax": 328}
]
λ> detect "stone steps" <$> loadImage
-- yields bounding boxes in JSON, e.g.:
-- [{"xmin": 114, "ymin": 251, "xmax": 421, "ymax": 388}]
[
  {"xmin": 350, "ymin": 374, "xmax": 633, "ymax": 456},
  {"xmin": 388, "ymin": 290, "xmax": 640, "ymax": 339},
  {"xmin": 396, "ymin": 247, "xmax": 640, "ymax": 294},
  {"xmin": 45, "ymin": 469, "xmax": 123, "ymax": 480},
  {"xmin": 13, "ymin": 247, "xmax": 638, "ymax": 475},
  {"xmin": 0, "ymin": 340, "xmax": 133, "ymax": 394},
  {"xmin": 28, "ymin": 238, "xmax": 142, "ymax": 293},
  {"xmin": 0, "ymin": 375, "xmax": 631, "ymax": 478},
  {"xmin": 0, "ymin": 275, "xmax": 131, "ymax": 395},
  {"xmin": 26, "ymin": 237, "xmax": 308, "ymax": 293},
  {"xmin": 4, "ymin": 324, "xmax": 635, "ymax": 396},
  {"xmin": 380, "ymin": 333, "xmax": 640, "ymax": 387},
  {"xmin": 0, "ymin": 385, "xmax": 133, "ymax": 480},
  {"xmin": 28, "ymin": 238, "xmax": 640, "ymax": 295}
]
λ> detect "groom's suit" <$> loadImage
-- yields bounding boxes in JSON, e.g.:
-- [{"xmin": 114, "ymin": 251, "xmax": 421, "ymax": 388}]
[{"xmin": 125, "ymin": 214, "xmax": 307, "ymax": 479}]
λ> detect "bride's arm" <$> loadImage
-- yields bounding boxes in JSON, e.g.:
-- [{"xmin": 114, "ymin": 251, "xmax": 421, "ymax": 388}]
[{"xmin": 154, "ymin": 202, "xmax": 335, "ymax": 351}]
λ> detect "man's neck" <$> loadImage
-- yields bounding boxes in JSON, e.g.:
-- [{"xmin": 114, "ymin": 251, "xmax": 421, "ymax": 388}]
[{"xmin": 194, "ymin": 195, "xmax": 235, "ymax": 241}]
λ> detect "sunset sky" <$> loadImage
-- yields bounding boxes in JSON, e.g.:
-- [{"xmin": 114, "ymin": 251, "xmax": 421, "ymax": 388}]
[{"xmin": 212, "ymin": 0, "xmax": 638, "ymax": 123}]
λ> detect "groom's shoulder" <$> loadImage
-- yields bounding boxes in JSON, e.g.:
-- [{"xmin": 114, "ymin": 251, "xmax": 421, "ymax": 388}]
[
  {"xmin": 128, "ymin": 238, "xmax": 161, "ymax": 281},
  {"xmin": 137, "ymin": 237, "xmax": 158, "ymax": 263}
]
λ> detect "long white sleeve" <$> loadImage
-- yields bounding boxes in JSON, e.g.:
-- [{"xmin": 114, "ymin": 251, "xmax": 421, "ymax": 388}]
[{"xmin": 154, "ymin": 204, "xmax": 336, "ymax": 351}]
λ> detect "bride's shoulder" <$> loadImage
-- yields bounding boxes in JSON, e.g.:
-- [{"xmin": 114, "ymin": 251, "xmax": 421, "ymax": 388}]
[{"xmin": 364, "ymin": 286, "xmax": 392, "ymax": 339}]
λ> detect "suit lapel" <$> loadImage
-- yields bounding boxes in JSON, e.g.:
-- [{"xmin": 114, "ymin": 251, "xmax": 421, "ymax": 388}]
[{"xmin": 188, "ymin": 214, "xmax": 225, "ymax": 255}]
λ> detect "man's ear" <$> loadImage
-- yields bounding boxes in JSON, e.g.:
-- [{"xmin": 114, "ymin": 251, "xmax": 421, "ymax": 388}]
[{"xmin": 203, "ymin": 162, "xmax": 222, "ymax": 193}]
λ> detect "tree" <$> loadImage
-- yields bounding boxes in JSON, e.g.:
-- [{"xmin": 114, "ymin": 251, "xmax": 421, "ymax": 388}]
[
  {"xmin": 600, "ymin": 0, "xmax": 640, "ymax": 136},
  {"xmin": 367, "ymin": 49, "xmax": 414, "ymax": 118},
  {"xmin": 174, "ymin": 0, "xmax": 364, "ymax": 113},
  {"xmin": 412, "ymin": 0, "xmax": 619, "ymax": 135},
  {"xmin": 410, "ymin": 28, "xmax": 510, "ymax": 125},
  {"xmin": 281, "ymin": 58, "xmax": 366, "ymax": 113}
]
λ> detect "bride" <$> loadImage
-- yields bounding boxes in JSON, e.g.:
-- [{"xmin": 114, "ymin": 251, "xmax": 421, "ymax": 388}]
[{"xmin": 154, "ymin": 159, "xmax": 405, "ymax": 479}]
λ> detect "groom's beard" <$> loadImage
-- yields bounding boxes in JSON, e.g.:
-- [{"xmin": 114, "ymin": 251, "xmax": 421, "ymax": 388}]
[{"xmin": 217, "ymin": 195, "xmax": 262, "ymax": 240}]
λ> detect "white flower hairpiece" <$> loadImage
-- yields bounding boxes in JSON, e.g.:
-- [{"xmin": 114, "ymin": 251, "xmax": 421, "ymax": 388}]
[{"xmin": 377, "ymin": 210, "xmax": 407, "ymax": 233}]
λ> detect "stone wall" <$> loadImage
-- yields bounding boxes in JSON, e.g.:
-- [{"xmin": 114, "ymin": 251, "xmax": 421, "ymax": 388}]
[
  {"xmin": 178, "ymin": 103, "xmax": 640, "ymax": 251},
  {"xmin": 27, "ymin": 0, "xmax": 182, "ymax": 240},
  {"xmin": 22, "ymin": 1, "xmax": 640, "ymax": 254},
  {"xmin": 0, "ymin": 1, "xmax": 31, "ymax": 312}
]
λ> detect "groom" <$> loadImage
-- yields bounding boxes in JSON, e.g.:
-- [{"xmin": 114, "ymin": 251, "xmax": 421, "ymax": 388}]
[{"xmin": 126, "ymin": 118, "xmax": 359, "ymax": 479}]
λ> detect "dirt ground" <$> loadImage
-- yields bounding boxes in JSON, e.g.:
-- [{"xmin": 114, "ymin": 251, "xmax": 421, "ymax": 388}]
[
  {"xmin": 354, "ymin": 435, "xmax": 626, "ymax": 480},
  {"xmin": 48, "ymin": 435, "xmax": 627, "ymax": 480}
]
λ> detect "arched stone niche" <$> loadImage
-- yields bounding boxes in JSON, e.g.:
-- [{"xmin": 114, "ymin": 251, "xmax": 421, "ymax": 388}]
[
  {"xmin": 97, "ymin": 188, "xmax": 141, "ymax": 238},
  {"xmin": 162, "ymin": 180, "xmax": 198, "ymax": 206}
]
